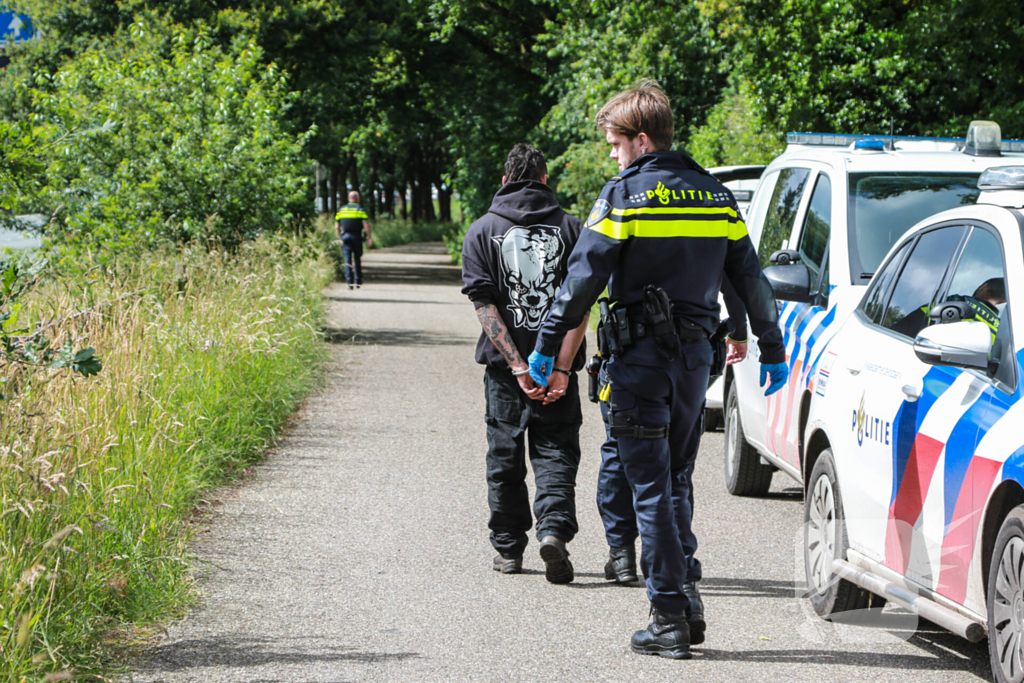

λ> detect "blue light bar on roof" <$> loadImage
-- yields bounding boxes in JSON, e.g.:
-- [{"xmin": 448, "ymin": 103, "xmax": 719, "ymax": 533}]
[
  {"xmin": 787, "ymin": 132, "xmax": 1024, "ymax": 152},
  {"xmin": 854, "ymin": 138, "xmax": 885, "ymax": 151}
]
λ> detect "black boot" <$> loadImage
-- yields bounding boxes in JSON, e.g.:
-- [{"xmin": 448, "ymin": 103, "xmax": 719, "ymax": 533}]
[
  {"xmin": 538, "ymin": 535, "xmax": 574, "ymax": 584},
  {"xmin": 630, "ymin": 607, "xmax": 691, "ymax": 659},
  {"xmin": 604, "ymin": 545, "xmax": 638, "ymax": 584},
  {"xmin": 492, "ymin": 553, "xmax": 522, "ymax": 574},
  {"xmin": 683, "ymin": 581, "xmax": 705, "ymax": 645}
]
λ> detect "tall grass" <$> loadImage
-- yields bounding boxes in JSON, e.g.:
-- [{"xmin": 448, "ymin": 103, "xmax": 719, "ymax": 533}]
[{"xmin": 0, "ymin": 238, "xmax": 332, "ymax": 680}]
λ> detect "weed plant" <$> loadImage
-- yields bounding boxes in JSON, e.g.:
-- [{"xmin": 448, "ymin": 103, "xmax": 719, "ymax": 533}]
[{"xmin": 0, "ymin": 237, "xmax": 331, "ymax": 680}]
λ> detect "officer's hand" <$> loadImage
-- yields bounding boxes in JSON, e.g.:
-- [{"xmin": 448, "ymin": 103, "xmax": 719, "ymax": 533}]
[
  {"xmin": 760, "ymin": 362, "xmax": 789, "ymax": 396},
  {"xmin": 515, "ymin": 370, "xmax": 546, "ymax": 401},
  {"xmin": 543, "ymin": 371, "xmax": 568, "ymax": 405},
  {"xmin": 726, "ymin": 339, "xmax": 748, "ymax": 365},
  {"xmin": 528, "ymin": 351, "xmax": 554, "ymax": 387},
  {"xmin": 367, "ymin": 238, "xmax": 373, "ymax": 248}
]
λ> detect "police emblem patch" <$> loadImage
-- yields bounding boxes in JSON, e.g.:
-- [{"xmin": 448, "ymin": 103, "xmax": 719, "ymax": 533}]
[{"xmin": 587, "ymin": 199, "xmax": 612, "ymax": 227}]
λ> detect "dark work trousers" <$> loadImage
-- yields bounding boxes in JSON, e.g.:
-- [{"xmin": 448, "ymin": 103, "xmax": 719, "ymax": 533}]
[
  {"xmin": 484, "ymin": 366, "xmax": 583, "ymax": 557},
  {"xmin": 341, "ymin": 234, "xmax": 363, "ymax": 286},
  {"xmin": 606, "ymin": 337, "xmax": 712, "ymax": 613},
  {"xmin": 597, "ymin": 364, "xmax": 704, "ymax": 582}
]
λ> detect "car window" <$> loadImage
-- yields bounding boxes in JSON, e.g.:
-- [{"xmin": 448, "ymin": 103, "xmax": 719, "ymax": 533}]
[
  {"xmin": 847, "ymin": 173, "xmax": 980, "ymax": 285},
  {"xmin": 942, "ymin": 226, "xmax": 1015, "ymax": 388},
  {"xmin": 757, "ymin": 167, "xmax": 811, "ymax": 269},
  {"xmin": 882, "ymin": 226, "xmax": 967, "ymax": 338},
  {"xmin": 862, "ymin": 240, "xmax": 910, "ymax": 324},
  {"xmin": 798, "ymin": 174, "xmax": 831, "ymax": 285}
]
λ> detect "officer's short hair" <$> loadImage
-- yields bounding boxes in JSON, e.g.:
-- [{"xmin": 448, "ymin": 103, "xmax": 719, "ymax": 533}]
[
  {"xmin": 504, "ymin": 143, "xmax": 547, "ymax": 183},
  {"xmin": 596, "ymin": 79, "xmax": 674, "ymax": 151},
  {"xmin": 348, "ymin": 191, "xmax": 361, "ymax": 203}
]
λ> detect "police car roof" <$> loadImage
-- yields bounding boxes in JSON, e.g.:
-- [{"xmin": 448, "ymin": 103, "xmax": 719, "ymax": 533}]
[{"xmin": 769, "ymin": 144, "xmax": 1024, "ymax": 175}]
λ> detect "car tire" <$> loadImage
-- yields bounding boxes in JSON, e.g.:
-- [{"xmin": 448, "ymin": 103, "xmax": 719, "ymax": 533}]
[
  {"xmin": 804, "ymin": 448, "xmax": 874, "ymax": 619},
  {"xmin": 987, "ymin": 505, "xmax": 1024, "ymax": 683},
  {"xmin": 724, "ymin": 381, "xmax": 773, "ymax": 496}
]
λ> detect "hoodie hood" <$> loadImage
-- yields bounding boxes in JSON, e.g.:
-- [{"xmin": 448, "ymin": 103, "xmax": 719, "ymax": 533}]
[{"xmin": 487, "ymin": 180, "xmax": 562, "ymax": 225}]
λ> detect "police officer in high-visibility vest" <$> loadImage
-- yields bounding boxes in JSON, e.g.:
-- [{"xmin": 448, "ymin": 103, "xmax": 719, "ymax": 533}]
[
  {"xmin": 336, "ymin": 191, "xmax": 373, "ymax": 289},
  {"xmin": 529, "ymin": 80, "xmax": 789, "ymax": 659}
]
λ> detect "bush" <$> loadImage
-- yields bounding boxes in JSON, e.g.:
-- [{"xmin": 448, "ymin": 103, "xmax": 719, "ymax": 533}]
[
  {"xmin": 0, "ymin": 237, "xmax": 331, "ymax": 680},
  {"xmin": 19, "ymin": 20, "xmax": 312, "ymax": 252}
]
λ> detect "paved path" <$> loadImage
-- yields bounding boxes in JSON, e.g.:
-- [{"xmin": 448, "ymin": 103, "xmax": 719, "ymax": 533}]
[{"xmin": 132, "ymin": 243, "xmax": 991, "ymax": 683}]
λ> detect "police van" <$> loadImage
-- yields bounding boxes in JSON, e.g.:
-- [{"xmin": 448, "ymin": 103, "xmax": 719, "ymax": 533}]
[
  {"xmin": 797, "ymin": 165, "xmax": 1024, "ymax": 681},
  {"xmin": 722, "ymin": 122, "xmax": 1024, "ymax": 499}
]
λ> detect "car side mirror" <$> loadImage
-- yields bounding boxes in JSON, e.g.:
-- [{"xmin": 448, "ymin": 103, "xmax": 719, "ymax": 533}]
[
  {"xmin": 769, "ymin": 249, "xmax": 801, "ymax": 265},
  {"xmin": 913, "ymin": 320, "xmax": 992, "ymax": 371},
  {"xmin": 764, "ymin": 263, "xmax": 813, "ymax": 303}
]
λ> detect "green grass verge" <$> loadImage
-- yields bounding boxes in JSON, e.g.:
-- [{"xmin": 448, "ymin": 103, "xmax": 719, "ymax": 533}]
[{"xmin": 0, "ymin": 237, "xmax": 332, "ymax": 680}]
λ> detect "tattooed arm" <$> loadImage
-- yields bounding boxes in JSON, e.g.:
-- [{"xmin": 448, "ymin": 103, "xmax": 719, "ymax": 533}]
[{"xmin": 476, "ymin": 304, "xmax": 545, "ymax": 400}]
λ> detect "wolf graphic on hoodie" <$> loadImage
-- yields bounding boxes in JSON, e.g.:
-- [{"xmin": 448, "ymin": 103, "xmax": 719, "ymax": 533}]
[{"xmin": 461, "ymin": 180, "xmax": 584, "ymax": 370}]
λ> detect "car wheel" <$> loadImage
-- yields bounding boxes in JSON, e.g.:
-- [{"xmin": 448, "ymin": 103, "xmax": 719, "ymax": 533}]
[
  {"xmin": 988, "ymin": 505, "xmax": 1024, "ymax": 683},
  {"xmin": 804, "ymin": 448, "xmax": 874, "ymax": 618},
  {"xmin": 724, "ymin": 381, "xmax": 773, "ymax": 496}
]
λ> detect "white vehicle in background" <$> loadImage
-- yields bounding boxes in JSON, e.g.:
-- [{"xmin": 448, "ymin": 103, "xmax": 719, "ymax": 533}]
[
  {"xmin": 723, "ymin": 121, "xmax": 1024, "ymax": 496},
  {"xmin": 799, "ymin": 166, "xmax": 1024, "ymax": 682},
  {"xmin": 704, "ymin": 165, "xmax": 766, "ymax": 430}
]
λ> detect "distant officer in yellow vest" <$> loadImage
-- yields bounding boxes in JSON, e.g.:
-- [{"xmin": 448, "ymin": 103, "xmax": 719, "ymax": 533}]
[{"xmin": 336, "ymin": 191, "xmax": 374, "ymax": 289}]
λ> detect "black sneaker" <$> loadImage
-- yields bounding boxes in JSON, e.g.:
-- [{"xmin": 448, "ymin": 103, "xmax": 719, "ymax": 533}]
[
  {"xmin": 348, "ymin": 284, "xmax": 354, "ymax": 290},
  {"xmin": 492, "ymin": 553, "xmax": 522, "ymax": 574},
  {"xmin": 630, "ymin": 607, "xmax": 691, "ymax": 660},
  {"xmin": 538, "ymin": 536, "xmax": 574, "ymax": 584},
  {"xmin": 683, "ymin": 581, "xmax": 706, "ymax": 645},
  {"xmin": 604, "ymin": 545, "xmax": 638, "ymax": 584}
]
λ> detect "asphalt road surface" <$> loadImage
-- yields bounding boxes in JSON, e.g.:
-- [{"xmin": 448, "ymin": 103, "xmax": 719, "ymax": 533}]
[{"xmin": 132, "ymin": 243, "xmax": 993, "ymax": 683}]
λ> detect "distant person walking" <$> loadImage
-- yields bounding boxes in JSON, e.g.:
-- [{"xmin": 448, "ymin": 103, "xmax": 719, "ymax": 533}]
[
  {"xmin": 336, "ymin": 191, "xmax": 373, "ymax": 289},
  {"xmin": 460, "ymin": 143, "xmax": 589, "ymax": 583}
]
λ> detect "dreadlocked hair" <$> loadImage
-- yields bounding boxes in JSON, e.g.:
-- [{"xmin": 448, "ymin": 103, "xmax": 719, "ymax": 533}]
[{"xmin": 504, "ymin": 143, "xmax": 547, "ymax": 183}]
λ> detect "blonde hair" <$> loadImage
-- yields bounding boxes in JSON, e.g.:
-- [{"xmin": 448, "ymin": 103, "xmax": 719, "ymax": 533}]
[{"xmin": 596, "ymin": 79, "xmax": 674, "ymax": 151}]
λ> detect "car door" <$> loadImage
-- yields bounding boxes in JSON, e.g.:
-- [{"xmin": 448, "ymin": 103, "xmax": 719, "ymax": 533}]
[
  {"xmin": 735, "ymin": 166, "xmax": 814, "ymax": 451},
  {"xmin": 926, "ymin": 225, "xmax": 1015, "ymax": 605},
  {"xmin": 830, "ymin": 225, "xmax": 983, "ymax": 572},
  {"xmin": 763, "ymin": 170, "xmax": 834, "ymax": 471}
]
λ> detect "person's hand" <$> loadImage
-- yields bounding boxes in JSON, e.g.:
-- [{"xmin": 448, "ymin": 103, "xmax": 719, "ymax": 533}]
[
  {"xmin": 543, "ymin": 370, "xmax": 568, "ymax": 404},
  {"xmin": 528, "ymin": 350, "xmax": 554, "ymax": 387},
  {"xmin": 366, "ymin": 238, "xmax": 373, "ymax": 248},
  {"xmin": 514, "ymin": 368, "xmax": 546, "ymax": 401},
  {"xmin": 726, "ymin": 339, "xmax": 748, "ymax": 365},
  {"xmin": 760, "ymin": 362, "xmax": 789, "ymax": 396}
]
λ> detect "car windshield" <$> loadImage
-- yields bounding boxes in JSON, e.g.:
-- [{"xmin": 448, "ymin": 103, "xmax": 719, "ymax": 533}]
[{"xmin": 847, "ymin": 173, "xmax": 980, "ymax": 284}]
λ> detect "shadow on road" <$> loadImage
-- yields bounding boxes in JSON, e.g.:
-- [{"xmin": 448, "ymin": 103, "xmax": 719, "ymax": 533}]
[
  {"xmin": 700, "ymin": 576, "xmax": 801, "ymax": 600},
  {"xmin": 323, "ymin": 327, "xmax": 474, "ymax": 347},
  {"xmin": 139, "ymin": 635, "xmax": 420, "ymax": 675},
  {"xmin": 325, "ymin": 296, "xmax": 462, "ymax": 306},
  {"xmin": 359, "ymin": 262, "xmax": 463, "ymax": 287}
]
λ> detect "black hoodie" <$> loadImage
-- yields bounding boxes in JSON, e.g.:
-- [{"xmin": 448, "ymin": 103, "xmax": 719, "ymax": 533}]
[{"xmin": 461, "ymin": 180, "xmax": 585, "ymax": 370}]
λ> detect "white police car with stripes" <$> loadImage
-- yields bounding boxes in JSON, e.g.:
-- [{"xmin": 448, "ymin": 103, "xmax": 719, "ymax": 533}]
[
  {"xmin": 797, "ymin": 164, "xmax": 1024, "ymax": 681},
  {"xmin": 723, "ymin": 121, "xmax": 1024, "ymax": 498}
]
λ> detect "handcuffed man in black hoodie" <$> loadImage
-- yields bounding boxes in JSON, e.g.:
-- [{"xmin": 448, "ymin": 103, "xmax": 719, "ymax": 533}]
[{"xmin": 461, "ymin": 144, "xmax": 589, "ymax": 584}]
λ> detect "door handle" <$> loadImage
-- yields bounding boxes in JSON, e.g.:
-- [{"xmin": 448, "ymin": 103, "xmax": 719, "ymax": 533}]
[{"xmin": 902, "ymin": 383, "xmax": 922, "ymax": 401}]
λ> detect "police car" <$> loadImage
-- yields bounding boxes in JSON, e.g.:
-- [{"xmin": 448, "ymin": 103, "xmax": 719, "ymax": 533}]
[
  {"xmin": 723, "ymin": 121, "xmax": 1024, "ymax": 497},
  {"xmin": 795, "ymin": 165, "xmax": 1024, "ymax": 681}
]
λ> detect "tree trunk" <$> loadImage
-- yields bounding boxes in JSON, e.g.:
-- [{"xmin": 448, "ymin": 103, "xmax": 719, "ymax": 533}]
[
  {"xmin": 368, "ymin": 158, "xmax": 378, "ymax": 220},
  {"xmin": 436, "ymin": 176, "xmax": 452, "ymax": 222},
  {"xmin": 348, "ymin": 158, "xmax": 360, "ymax": 205},
  {"xmin": 328, "ymin": 165, "xmax": 340, "ymax": 216},
  {"xmin": 399, "ymin": 181, "xmax": 408, "ymax": 221},
  {"xmin": 422, "ymin": 171, "xmax": 437, "ymax": 222}
]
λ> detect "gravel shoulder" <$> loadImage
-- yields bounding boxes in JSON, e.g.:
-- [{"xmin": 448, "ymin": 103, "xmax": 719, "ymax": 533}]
[{"xmin": 131, "ymin": 243, "xmax": 990, "ymax": 683}]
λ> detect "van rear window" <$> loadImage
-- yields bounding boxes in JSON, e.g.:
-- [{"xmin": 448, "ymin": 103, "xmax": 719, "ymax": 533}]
[{"xmin": 847, "ymin": 173, "xmax": 979, "ymax": 284}]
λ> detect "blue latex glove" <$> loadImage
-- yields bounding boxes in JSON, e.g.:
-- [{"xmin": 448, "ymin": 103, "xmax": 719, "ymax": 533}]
[
  {"xmin": 528, "ymin": 350, "xmax": 555, "ymax": 387},
  {"xmin": 760, "ymin": 362, "xmax": 789, "ymax": 397}
]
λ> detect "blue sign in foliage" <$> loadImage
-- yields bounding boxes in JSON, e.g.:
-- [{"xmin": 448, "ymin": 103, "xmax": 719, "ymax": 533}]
[{"xmin": 0, "ymin": 9, "xmax": 35, "ymax": 47}]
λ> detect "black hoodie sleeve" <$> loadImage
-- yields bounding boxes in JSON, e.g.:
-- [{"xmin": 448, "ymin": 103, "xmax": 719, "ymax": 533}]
[
  {"xmin": 460, "ymin": 223, "xmax": 499, "ymax": 309},
  {"xmin": 720, "ymin": 274, "xmax": 748, "ymax": 342}
]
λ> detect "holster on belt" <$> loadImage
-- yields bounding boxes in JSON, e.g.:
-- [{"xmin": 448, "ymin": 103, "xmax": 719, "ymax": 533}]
[
  {"xmin": 642, "ymin": 285, "xmax": 680, "ymax": 361},
  {"xmin": 710, "ymin": 319, "xmax": 729, "ymax": 380}
]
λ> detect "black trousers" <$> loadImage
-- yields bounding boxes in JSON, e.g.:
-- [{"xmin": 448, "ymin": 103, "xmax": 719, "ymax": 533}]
[
  {"xmin": 484, "ymin": 366, "xmax": 582, "ymax": 557},
  {"xmin": 341, "ymin": 234, "xmax": 363, "ymax": 285}
]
